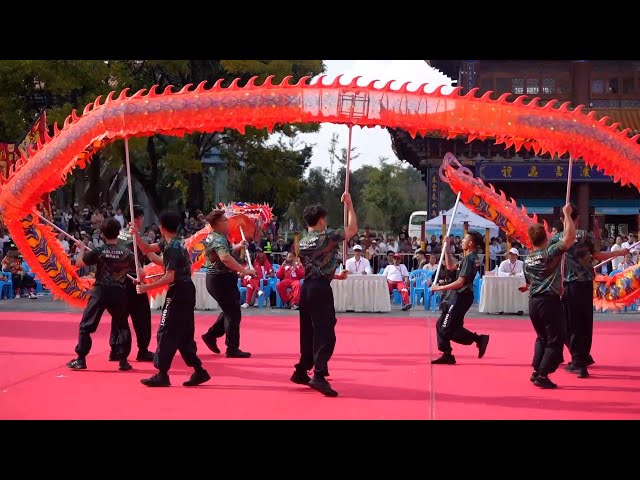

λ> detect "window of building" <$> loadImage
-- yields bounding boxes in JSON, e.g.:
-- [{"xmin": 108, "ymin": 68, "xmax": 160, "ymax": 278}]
[
  {"xmin": 591, "ymin": 79, "xmax": 604, "ymax": 94},
  {"xmin": 608, "ymin": 78, "xmax": 619, "ymax": 94},
  {"xmin": 495, "ymin": 77, "xmax": 510, "ymax": 94},
  {"xmin": 526, "ymin": 78, "xmax": 539, "ymax": 94},
  {"xmin": 479, "ymin": 77, "xmax": 493, "ymax": 92},
  {"xmin": 623, "ymin": 76, "xmax": 635, "ymax": 94},
  {"xmin": 542, "ymin": 78, "xmax": 555, "ymax": 94},
  {"xmin": 512, "ymin": 78, "xmax": 524, "ymax": 95}
]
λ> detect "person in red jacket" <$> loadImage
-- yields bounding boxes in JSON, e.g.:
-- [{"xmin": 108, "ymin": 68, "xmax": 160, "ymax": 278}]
[
  {"xmin": 242, "ymin": 248, "xmax": 274, "ymax": 308},
  {"xmin": 277, "ymin": 251, "xmax": 305, "ymax": 309}
]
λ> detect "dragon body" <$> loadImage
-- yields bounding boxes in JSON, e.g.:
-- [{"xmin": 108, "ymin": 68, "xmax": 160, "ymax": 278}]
[{"xmin": 1, "ymin": 75, "xmax": 639, "ymax": 308}]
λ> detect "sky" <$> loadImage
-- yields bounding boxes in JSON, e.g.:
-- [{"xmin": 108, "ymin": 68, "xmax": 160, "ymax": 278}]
[{"xmin": 273, "ymin": 60, "xmax": 456, "ymax": 173}]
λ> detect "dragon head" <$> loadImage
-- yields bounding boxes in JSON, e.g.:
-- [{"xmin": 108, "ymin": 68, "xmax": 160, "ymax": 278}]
[{"xmin": 218, "ymin": 202, "xmax": 273, "ymax": 231}]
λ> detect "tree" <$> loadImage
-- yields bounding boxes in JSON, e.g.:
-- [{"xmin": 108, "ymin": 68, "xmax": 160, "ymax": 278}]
[{"xmin": 0, "ymin": 60, "xmax": 326, "ymax": 214}]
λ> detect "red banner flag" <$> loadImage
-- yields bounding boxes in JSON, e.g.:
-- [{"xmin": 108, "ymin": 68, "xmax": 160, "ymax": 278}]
[
  {"xmin": 0, "ymin": 142, "xmax": 17, "ymax": 178},
  {"xmin": 18, "ymin": 110, "xmax": 51, "ymax": 217}
]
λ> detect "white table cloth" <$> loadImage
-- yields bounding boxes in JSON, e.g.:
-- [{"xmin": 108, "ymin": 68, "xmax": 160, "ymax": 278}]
[
  {"xmin": 149, "ymin": 272, "xmax": 219, "ymax": 311},
  {"xmin": 331, "ymin": 275, "xmax": 391, "ymax": 313},
  {"xmin": 479, "ymin": 275, "xmax": 529, "ymax": 314}
]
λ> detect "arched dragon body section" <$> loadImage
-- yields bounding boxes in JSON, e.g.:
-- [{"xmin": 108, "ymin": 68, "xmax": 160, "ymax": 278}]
[
  {"xmin": 439, "ymin": 153, "xmax": 550, "ymax": 249},
  {"xmin": 1, "ymin": 75, "xmax": 639, "ymax": 307}
]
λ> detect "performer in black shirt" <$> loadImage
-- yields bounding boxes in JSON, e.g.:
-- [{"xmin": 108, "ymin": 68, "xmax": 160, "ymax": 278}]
[
  {"xmin": 66, "ymin": 218, "xmax": 137, "ymax": 372},
  {"xmin": 108, "ymin": 205, "xmax": 154, "ymax": 362},
  {"xmin": 430, "ymin": 231, "xmax": 490, "ymax": 365},
  {"xmin": 136, "ymin": 211, "xmax": 210, "ymax": 387}
]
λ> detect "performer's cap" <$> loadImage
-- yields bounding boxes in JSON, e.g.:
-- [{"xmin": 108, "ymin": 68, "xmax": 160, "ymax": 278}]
[
  {"xmin": 508, "ymin": 248, "xmax": 519, "ymax": 255},
  {"xmin": 353, "ymin": 245, "xmax": 363, "ymax": 251}
]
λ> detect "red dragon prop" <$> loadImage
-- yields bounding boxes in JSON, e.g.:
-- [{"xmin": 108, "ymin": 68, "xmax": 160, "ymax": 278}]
[
  {"xmin": 439, "ymin": 152, "xmax": 550, "ymax": 249},
  {"xmin": 1, "ymin": 75, "xmax": 639, "ymax": 308}
]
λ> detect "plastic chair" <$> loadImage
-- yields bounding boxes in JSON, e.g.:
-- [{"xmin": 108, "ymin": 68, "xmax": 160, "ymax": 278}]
[
  {"xmin": 0, "ymin": 272, "xmax": 14, "ymax": 299},
  {"xmin": 472, "ymin": 272, "xmax": 481, "ymax": 304},
  {"xmin": 21, "ymin": 261, "xmax": 43, "ymax": 294},
  {"xmin": 237, "ymin": 278, "xmax": 247, "ymax": 304},
  {"xmin": 409, "ymin": 269, "xmax": 428, "ymax": 306}
]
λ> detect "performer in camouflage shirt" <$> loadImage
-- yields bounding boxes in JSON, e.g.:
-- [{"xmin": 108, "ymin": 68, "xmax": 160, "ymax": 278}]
[
  {"xmin": 290, "ymin": 193, "xmax": 355, "ymax": 398},
  {"xmin": 67, "ymin": 218, "xmax": 135, "ymax": 372},
  {"xmin": 201, "ymin": 210, "xmax": 256, "ymax": 358},
  {"xmin": 549, "ymin": 205, "xmax": 629, "ymax": 378},
  {"xmin": 522, "ymin": 203, "xmax": 576, "ymax": 389}
]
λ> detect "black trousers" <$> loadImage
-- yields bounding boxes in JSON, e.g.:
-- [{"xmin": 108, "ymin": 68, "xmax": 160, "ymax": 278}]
[
  {"xmin": 203, "ymin": 273, "xmax": 242, "ymax": 350},
  {"xmin": 436, "ymin": 291, "xmax": 477, "ymax": 354},
  {"xmin": 109, "ymin": 282, "xmax": 152, "ymax": 353},
  {"xmin": 154, "ymin": 282, "xmax": 202, "ymax": 373},
  {"xmin": 75, "ymin": 286, "xmax": 131, "ymax": 360},
  {"xmin": 529, "ymin": 295, "xmax": 564, "ymax": 376},
  {"xmin": 295, "ymin": 278, "xmax": 336, "ymax": 378},
  {"xmin": 563, "ymin": 281, "xmax": 594, "ymax": 368}
]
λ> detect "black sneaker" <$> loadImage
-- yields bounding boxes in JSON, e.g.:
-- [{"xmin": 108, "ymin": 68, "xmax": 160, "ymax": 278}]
[
  {"xmin": 141, "ymin": 373, "xmax": 171, "ymax": 387},
  {"xmin": 566, "ymin": 363, "xmax": 580, "ymax": 373},
  {"xmin": 402, "ymin": 303, "xmax": 413, "ymax": 311},
  {"xmin": 201, "ymin": 334, "xmax": 221, "ymax": 354},
  {"xmin": 577, "ymin": 367, "xmax": 589, "ymax": 378},
  {"xmin": 431, "ymin": 354, "xmax": 456, "ymax": 365},
  {"xmin": 66, "ymin": 358, "xmax": 87, "ymax": 370},
  {"xmin": 119, "ymin": 361, "xmax": 132, "ymax": 371},
  {"xmin": 136, "ymin": 350, "xmax": 155, "ymax": 362},
  {"xmin": 108, "ymin": 351, "xmax": 118, "ymax": 362},
  {"xmin": 290, "ymin": 370, "xmax": 311, "ymax": 385},
  {"xmin": 476, "ymin": 334, "xmax": 490, "ymax": 359},
  {"xmin": 183, "ymin": 369, "xmax": 211, "ymax": 387},
  {"xmin": 534, "ymin": 375, "xmax": 557, "ymax": 389},
  {"xmin": 530, "ymin": 371, "xmax": 539, "ymax": 382},
  {"xmin": 586, "ymin": 355, "xmax": 595, "ymax": 366},
  {"xmin": 308, "ymin": 377, "xmax": 338, "ymax": 397},
  {"xmin": 226, "ymin": 349, "xmax": 251, "ymax": 358}
]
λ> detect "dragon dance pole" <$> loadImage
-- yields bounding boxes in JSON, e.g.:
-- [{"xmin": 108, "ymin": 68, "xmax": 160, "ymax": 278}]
[
  {"xmin": 343, "ymin": 125, "xmax": 354, "ymax": 264},
  {"xmin": 35, "ymin": 210, "xmax": 137, "ymax": 282},
  {"xmin": 433, "ymin": 191, "xmax": 462, "ymax": 287},
  {"xmin": 124, "ymin": 137, "xmax": 141, "ymax": 283},
  {"xmin": 239, "ymin": 226, "xmax": 252, "ymax": 267},
  {"xmin": 560, "ymin": 157, "xmax": 574, "ymax": 291}
]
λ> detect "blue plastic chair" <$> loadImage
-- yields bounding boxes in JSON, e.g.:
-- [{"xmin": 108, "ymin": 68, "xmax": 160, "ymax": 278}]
[
  {"xmin": 472, "ymin": 272, "xmax": 481, "ymax": 304},
  {"xmin": 1, "ymin": 271, "xmax": 13, "ymax": 299},
  {"xmin": 409, "ymin": 269, "xmax": 429, "ymax": 306},
  {"xmin": 1, "ymin": 271, "xmax": 14, "ymax": 299},
  {"xmin": 237, "ymin": 278, "xmax": 247, "ymax": 304}
]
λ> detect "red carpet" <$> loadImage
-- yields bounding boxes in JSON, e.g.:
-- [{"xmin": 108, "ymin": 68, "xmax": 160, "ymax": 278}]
[{"xmin": 0, "ymin": 311, "xmax": 639, "ymax": 419}]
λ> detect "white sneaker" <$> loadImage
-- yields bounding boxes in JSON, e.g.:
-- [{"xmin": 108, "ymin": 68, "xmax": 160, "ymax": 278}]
[
  {"xmin": 14, "ymin": 294, "xmax": 20, "ymax": 299},
  {"xmin": 29, "ymin": 292, "xmax": 37, "ymax": 299},
  {"xmin": 241, "ymin": 303, "xmax": 249, "ymax": 309},
  {"xmin": 258, "ymin": 290, "xmax": 264, "ymax": 297}
]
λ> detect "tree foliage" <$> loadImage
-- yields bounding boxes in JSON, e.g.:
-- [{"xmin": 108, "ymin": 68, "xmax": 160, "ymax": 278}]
[{"xmin": 0, "ymin": 60, "xmax": 325, "ymax": 214}]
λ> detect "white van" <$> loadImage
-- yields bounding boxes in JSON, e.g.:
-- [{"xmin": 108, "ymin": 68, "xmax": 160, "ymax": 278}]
[{"xmin": 408, "ymin": 211, "xmax": 429, "ymax": 241}]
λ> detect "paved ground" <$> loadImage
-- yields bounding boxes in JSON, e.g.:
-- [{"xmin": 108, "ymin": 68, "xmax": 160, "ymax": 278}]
[{"xmin": 2, "ymin": 295, "xmax": 638, "ymax": 322}]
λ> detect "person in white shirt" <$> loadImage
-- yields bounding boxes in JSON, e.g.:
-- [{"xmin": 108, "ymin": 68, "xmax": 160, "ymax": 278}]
[
  {"xmin": 114, "ymin": 208, "xmax": 126, "ymax": 228},
  {"xmin": 345, "ymin": 244, "xmax": 372, "ymax": 275},
  {"xmin": 382, "ymin": 253, "xmax": 412, "ymax": 311},
  {"xmin": 610, "ymin": 236, "xmax": 624, "ymax": 271},
  {"xmin": 622, "ymin": 233, "xmax": 637, "ymax": 263},
  {"xmin": 57, "ymin": 233, "xmax": 70, "ymax": 254},
  {"xmin": 497, "ymin": 247, "xmax": 524, "ymax": 277},
  {"xmin": 489, "ymin": 238, "xmax": 501, "ymax": 270}
]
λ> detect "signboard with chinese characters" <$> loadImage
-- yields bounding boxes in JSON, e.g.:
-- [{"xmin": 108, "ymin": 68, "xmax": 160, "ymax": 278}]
[
  {"xmin": 475, "ymin": 162, "xmax": 613, "ymax": 182},
  {"xmin": 427, "ymin": 170, "xmax": 440, "ymax": 219}
]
